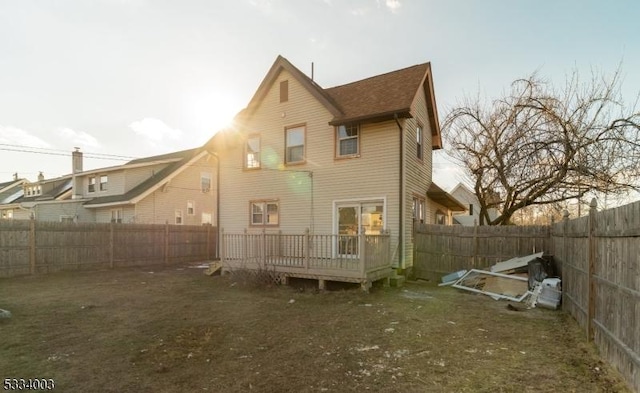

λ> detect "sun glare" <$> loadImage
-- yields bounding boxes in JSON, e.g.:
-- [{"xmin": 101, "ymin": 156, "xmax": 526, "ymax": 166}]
[{"xmin": 185, "ymin": 92, "xmax": 244, "ymax": 134}]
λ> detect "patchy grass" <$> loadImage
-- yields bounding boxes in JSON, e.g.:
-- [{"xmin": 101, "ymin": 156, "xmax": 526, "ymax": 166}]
[{"xmin": 0, "ymin": 265, "xmax": 631, "ymax": 392}]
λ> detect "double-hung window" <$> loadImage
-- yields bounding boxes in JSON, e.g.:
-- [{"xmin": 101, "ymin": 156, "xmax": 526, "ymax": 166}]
[
  {"xmin": 88, "ymin": 176, "xmax": 96, "ymax": 193},
  {"xmin": 99, "ymin": 175, "xmax": 108, "ymax": 191},
  {"xmin": 285, "ymin": 126, "xmax": 305, "ymax": 164},
  {"xmin": 175, "ymin": 209, "xmax": 183, "ymax": 225},
  {"xmin": 187, "ymin": 200, "xmax": 195, "ymax": 215},
  {"xmin": 111, "ymin": 209, "xmax": 123, "ymax": 223},
  {"xmin": 250, "ymin": 201, "xmax": 279, "ymax": 226},
  {"xmin": 336, "ymin": 124, "xmax": 359, "ymax": 157},
  {"xmin": 245, "ymin": 135, "xmax": 261, "ymax": 169},
  {"xmin": 413, "ymin": 197, "xmax": 425, "ymax": 224},
  {"xmin": 416, "ymin": 125, "xmax": 423, "ymax": 160},
  {"xmin": 201, "ymin": 172, "xmax": 212, "ymax": 193}
]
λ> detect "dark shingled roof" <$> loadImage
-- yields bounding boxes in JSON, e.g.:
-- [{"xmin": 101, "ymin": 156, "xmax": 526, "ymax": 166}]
[
  {"xmin": 126, "ymin": 148, "xmax": 199, "ymax": 165},
  {"xmin": 325, "ymin": 63, "xmax": 430, "ymax": 124},
  {"xmin": 84, "ymin": 149, "xmax": 201, "ymax": 207}
]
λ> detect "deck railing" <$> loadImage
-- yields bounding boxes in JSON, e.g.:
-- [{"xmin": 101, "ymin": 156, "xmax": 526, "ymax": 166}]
[{"xmin": 221, "ymin": 228, "xmax": 391, "ymax": 276}]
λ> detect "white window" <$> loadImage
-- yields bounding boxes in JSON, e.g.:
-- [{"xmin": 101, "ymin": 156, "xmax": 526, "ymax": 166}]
[
  {"xmin": 285, "ymin": 126, "xmax": 305, "ymax": 164},
  {"xmin": 2, "ymin": 209, "xmax": 13, "ymax": 219},
  {"xmin": 336, "ymin": 124, "xmax": 359, "ymax": 157},
  {"xmin": 99, "ymin": 175, "xmax": 108, "ymax": 191},
  {"xmin": 201, "ymin": 172, "xmax": 212, "ymax": 193},
  {"xmin": 111, "ymin": 209, "xmax": 123, "ymax": 223},
  {"xmin": 245, "ymin": 135, "xmax": 261, "ymax": 169},
  {"xmin": 250, "ymin": 201, "xmax": 279, "ymax": 226},
  {"xmin": 413, "ymin": 197, "xmax": 425, "ymax": 224},
  {"xmin": 435, "ymin": 209, "xmax": 446, "ymax": 225},
  {"xmin": 60, "ymin": 215, "xmax": 74, "ymax": 223},
  {"xmin": 175, "ymin": 209, "xmax": 183, "ymax": 225},
  {"xmin": 416, "ymin": 125, "xmax": 423, "ymax": 160},
  {"xmin": 187, "ymin": 200, "xmax": 195, "ymax": 215},
  {"xmin": 88, "ymin": 176, "xmax": 96, "ymax": 193},
  {"xmin": 201, "ymin": 212, "xmax": 212, "ymax": 225}
]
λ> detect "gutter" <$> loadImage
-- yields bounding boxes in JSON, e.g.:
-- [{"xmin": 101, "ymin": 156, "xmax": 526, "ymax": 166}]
[{"xmin": 394, "ymin": 113, "xmax": 404, "ymax": 269}]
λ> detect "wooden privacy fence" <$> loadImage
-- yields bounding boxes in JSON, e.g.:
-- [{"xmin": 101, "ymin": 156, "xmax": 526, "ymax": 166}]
[
  {"xmin": 413, "ymin": 224, "xmax": 553, "ymax": 281},
  {"xmin": 413, "ymin": 200, "xmax": 639, "ymax": 392},
  {"xmin": 553, "ymin": 200, "xmax": 640, "ymax": 392},
  {"xmin": 0, "ymin": 220, "xmax": 218, "ymax": 277}
]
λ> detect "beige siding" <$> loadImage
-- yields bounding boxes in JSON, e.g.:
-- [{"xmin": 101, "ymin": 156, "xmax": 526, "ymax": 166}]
[
  {"xmin": 123, "ymin": 164, "xmax": 171, "ymax": 193},
  {"xmin": 402, "ymin": 85, "xmax": 435, "ymax": 269},
  {"xmin": 77, "ymin": 171, "xmax": 125, "ymax": 198},
  {"xmin": 218, "ymin": 69, "xmax": 401, "ymax": 264},
  {"xmin": 94, "ymin": 205, "xmax": 136, "ymax": 223},
  {"xmin": 132, "ymin": 155, "xmax": 216, "ymax": 225},
  {"xmin": 33, "ymin": 201, "xmax": 95, "ymax": 222}
]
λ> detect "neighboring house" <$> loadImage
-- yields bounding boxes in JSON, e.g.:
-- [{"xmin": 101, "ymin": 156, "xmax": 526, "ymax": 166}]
[
  {"xmin": 450, "ymin": 182, "xmax": 498, "ymax": 226},
  {"xmin": 208, "ymin": 55, "xmax": 464, "ymax": 273},
  {"xmin": 0, "ymin": 176, "xmax": 28, "ymax": 220},
  {"xmin": 1, "ymin": 148, "xmax": 217, "ymax": 225}
]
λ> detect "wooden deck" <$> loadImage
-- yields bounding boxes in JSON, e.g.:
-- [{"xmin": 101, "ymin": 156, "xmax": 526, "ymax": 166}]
[{"xmin": 220, "ymin": 229, "xmax": 393, "ymax": 290}]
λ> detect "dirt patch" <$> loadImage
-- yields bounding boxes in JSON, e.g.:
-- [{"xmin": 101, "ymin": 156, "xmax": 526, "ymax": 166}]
[{"xmin": 0, "ymin": 265, "xmax": 631, "ymax": 392}]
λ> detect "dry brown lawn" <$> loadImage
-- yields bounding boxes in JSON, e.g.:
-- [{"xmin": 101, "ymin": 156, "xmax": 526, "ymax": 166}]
[{"xmin": 0, "ymin": 264, "xmax": 632, "ymax": 392}]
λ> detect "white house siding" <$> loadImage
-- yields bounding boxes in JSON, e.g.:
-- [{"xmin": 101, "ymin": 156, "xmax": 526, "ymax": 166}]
[
  {"xmin": 32, "ymin": 200, "xmax": 95, "ymax": 222},
  {"xmin": 132, "ymin": 155, "xmax": 216, "ymax": 225},
  {"xmin": 78, "ymin": 171, "xmax": 126, "ymax": 199},
  {"xmin": 218, "ymin": 69, "xmax": 401, "ymax": 264},
  {"xmin": 402, "ymin": 86, "xmax": 434, "ymax": 270},
  {"xmin": 123, "ymin": 164, "xmax": 171, "ymax": 194},
  {"xmin": 94, "ymin": 205, "xmax": 135, "ymax": 223}
]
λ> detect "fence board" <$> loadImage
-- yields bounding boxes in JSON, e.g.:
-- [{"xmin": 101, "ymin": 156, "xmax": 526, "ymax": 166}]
[{"xmin": 0, "ymin": 220, "xmax": 218, "ymax": 277}]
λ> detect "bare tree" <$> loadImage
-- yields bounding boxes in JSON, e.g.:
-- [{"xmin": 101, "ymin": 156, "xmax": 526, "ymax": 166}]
[{"xmin": 444, "ymin": 69, "xmax": 640, "ymax": 225}]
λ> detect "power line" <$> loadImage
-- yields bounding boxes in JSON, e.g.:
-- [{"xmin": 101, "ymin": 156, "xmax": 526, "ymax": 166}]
[
  {"xmin": 0, "ymin": 143, "xmax": 140, "ymax": 160},
  {"xmin": 0, "ymin": 147, "xmax": 137, "ymax": 161}
]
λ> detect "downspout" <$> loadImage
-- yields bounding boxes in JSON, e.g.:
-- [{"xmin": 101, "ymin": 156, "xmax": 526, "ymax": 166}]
[
  {"xmin": 214, "ymin": 152, "xmax": 221, "ymax": 259},
  {"xmin": 394, "ymin": 113, "xmax": 403, "ymax": 270}
]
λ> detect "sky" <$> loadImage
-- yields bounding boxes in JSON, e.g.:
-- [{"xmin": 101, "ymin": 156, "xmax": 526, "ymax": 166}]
[{"xmin": 1, "ymin": 0, "xmax": 639, "ymax": 192}]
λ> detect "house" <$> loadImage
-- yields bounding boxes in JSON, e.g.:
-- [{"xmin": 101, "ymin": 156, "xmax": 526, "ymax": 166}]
[
  {"xmin": 1, "ymin": 148, "xmax": 217, "ymax": 225},
  {"xmin": 208, "ymin": 55, "xmax": 464, "ymax": 280},
  {"xmin": 0, "ymin": 175, "xmax": 28, "ymax": 220},
  {"xmin": 450, "ymin": 182, "xmax": 498, "ymax": 226}
]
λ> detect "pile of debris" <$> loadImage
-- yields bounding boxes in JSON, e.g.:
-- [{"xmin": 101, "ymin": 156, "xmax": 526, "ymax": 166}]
[{"xmin": 441, "ymin": 252, "xmax": 562, "ymax": 310}]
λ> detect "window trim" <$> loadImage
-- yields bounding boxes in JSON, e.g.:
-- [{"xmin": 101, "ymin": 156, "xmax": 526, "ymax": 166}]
[
  {"xmin": 99, "ymin": 175, "xmax": 108, "ymax": 191},
  {"xmin": 412, "ymin": 195, "xmax": 426, "ymax": 225},
  {"xmin": 335, "ymin": 124, "xmax": 360, "ymax": 159},
  {"xmin": 244, "ymin": 134, "xmax": 261, "ymax": 170},
  {"xmin": 187, "ymin": 200, "xmax": 195, "ymax": 215},
  {"xmin": 435, "ymin": 209, "xmax": 446, "ymax": 225},
  {"xmin": 175, "ymin": 209, "xmax": 183, "ymax": 225},
  {"xmin": 416, "ymin": 124, "xmax": 424, "ymax": 161},
  {"xmin": 249, "ymin": 200, "xmax": 280, "ymax": 227},
  {"xmin": 88, "ymin": 176, "xmax": 96, "ymax": 193},
  {"xmin": 110, "ymin": 208, "xmax": 123, "ymax": 224},
  {"xmin": 201, "ymin": 172, "xmax": 212, "ymax": 193},
  {"xmin": 285, "ymin": 124, "xmax": 306, "ymax": 165},
  {"xmin": 60, "ymin": 215, "xmax": 75, "ymax": 223}
]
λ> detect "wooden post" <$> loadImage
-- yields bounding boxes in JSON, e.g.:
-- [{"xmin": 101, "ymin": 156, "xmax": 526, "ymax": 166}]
[
  {"xmin": 109, "ymin": 222, "xmax": 115, "ymax": 269},
  {"xmin": 206, "ymin": 224, "xmax": 211, "ymax": 260},
  {"xmin": 243, "ymin": 228, "xmax": 247, "ymax": 261},
  {"xmin": 587, "ymin": 198, "xmax": 598, "ymax": 341},
  {"xmin": 304, "ymin": 228, "xmax": 310, "ymax": 271},
  {"xmin": 473, "ymin": 219, "xmax": 478, "ymax": 268},
  {"xmin": 220, "ymin": 228, "xmax": 226, "ymax": 265},
  {"xmin": 29, "ymin": 218, "xmax": 36, "ymax": 274},
  {"xmin": 261, "ymin": 228, "xmax": 266, "ymax": 268},
  {"xmin": 164, "ymin": 221, "xmax": 170, "ymax": 266},
  {"xmin": 359, "ymin": 231, "xmax": 366, "ymax": 278}
]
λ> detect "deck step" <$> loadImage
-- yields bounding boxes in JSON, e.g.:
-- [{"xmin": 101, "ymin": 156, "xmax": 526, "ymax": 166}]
[
  {"xmin": 204, "ymin": 261, "xmax": 222, "ymax": 276},
  {"xmin": 389, "ymin": 274, "xmax": 405, "ymax": 288}
]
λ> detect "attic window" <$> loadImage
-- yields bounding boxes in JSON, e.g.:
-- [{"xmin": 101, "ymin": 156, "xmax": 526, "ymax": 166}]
[
  {"xmin": 280, "ymin": 80, "xmax": 288, "ymax": 103},
  {"xmin": 336, "ymin": 124, "xmax": 359, "ymax": 157},
  {"xmin": 416, "ymin": 125, "xmax": 423, "ymax": 160}
]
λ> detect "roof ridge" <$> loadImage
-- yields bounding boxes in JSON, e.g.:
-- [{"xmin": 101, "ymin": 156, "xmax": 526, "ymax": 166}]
[{"xmin": 326, "ymin": 62, "xmax": 430, "ymax": 90}]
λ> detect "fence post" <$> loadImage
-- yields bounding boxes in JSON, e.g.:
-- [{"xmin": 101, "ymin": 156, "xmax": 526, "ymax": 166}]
[
  {"xmin": 206, "ymin": 224, "xmax": 211, "ymax": 260},
  {"xmin": 164, "ymin": 221, "xmax": 170, "ymax": 266},
  {"xmin": 243, "ymin": 228, "xmax": 247, "ymax": 262},
  {"xmin": 587, "ymin": 198, "xmax": 598, "ymax": 342},
  {"xmin": 473, "ymin": 219, "xmax": 478, "ymax": 268},
  {"xmin": 359, "ymin": 231, "xmax": 366, "ymax": 278},
  {"xmin": 109, "ymin": 222, "xmax": 115, "ymax": 269},
  {"xmin": 304, "ymin": 228, "xmax": 310, "ymax": 271},
  {"xmin": 29, "ymin": 218, "xmax": 36, "ymax": 274},
  {"xmin": 261, "ymin": 228, "xmax": 266, "ymax": 268},
  {"xmin": 220, "ymin": 228, "xmax": 226, "ymax": 265}
]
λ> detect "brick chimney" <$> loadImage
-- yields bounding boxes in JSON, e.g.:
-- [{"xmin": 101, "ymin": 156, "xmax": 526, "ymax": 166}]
[{"xmin": 72, "ymin": 147, "xmax": 83, "ymax": 199}]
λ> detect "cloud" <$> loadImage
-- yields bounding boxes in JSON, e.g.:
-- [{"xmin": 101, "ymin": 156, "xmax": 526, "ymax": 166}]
[
  {"xmin": 385, "ymin": 0, "xmax": 401, "ymax": 13},
  {"xmin": 129, "ymin": 117, "xmax": 183, "ymax": 142},
  {"xmin": 56, "ymin": 127, "xmax": 100, "ymax": 148},
  {"xmin": 0, "ymin": 125, "xmax": 50, "ymax": 148},
  {"xmin": 249, "ymin": 0, "xmax": 273, "ymax": 13}
]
